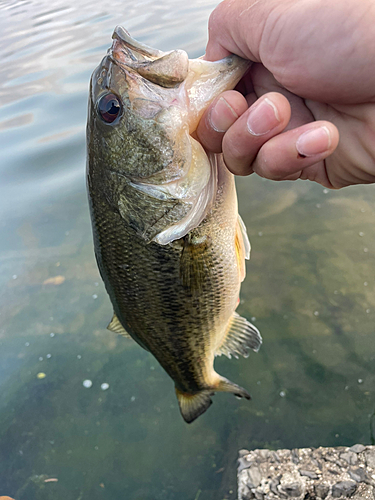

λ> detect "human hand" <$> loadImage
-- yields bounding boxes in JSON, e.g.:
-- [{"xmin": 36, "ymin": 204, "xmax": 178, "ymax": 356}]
[{"xmin": 197, "ymin": 0, "xmax": 375, "ymax": 188}]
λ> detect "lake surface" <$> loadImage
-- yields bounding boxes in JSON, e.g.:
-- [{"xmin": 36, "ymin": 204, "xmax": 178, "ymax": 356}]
[{"xmin": 0, "ymin": 0, "xmax": 374, "ymax": 499}]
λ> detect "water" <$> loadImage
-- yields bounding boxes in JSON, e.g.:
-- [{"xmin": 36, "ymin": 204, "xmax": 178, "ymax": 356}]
[{"xmin": 0, "ymin": 0, "xmax": 374, "ymax": 498}]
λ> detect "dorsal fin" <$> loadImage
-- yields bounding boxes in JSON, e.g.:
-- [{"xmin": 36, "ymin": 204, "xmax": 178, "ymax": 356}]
[
  {"xmin": 216, "ymin": 312, "xmax": 262, "ymax": 359},
  {"xmin": 107, "ymin": 312, "xmax": 132, "ymax": 338}
]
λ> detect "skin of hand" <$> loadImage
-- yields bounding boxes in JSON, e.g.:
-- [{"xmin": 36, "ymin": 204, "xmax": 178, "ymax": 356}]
[{"xmin": 197, "ymin": 0, "xmax": 375, "ymax": 188}]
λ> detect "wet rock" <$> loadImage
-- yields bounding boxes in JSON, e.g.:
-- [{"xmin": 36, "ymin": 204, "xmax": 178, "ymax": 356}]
[{"xmin": 331, "ymin": 480, "xmax": 357, "ymax": 497}]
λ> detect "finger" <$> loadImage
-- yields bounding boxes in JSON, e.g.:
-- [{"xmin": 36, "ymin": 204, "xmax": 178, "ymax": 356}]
[
  {"xmin": 245, "ymin": 122, "xmax": 340, "ymax": 185},
  {"xmin": 196, "ymin": 91, "xmax": 248, "ymax": 153},
  {"xmin": 220, "ymin": 92, "xmax": 292, "ymax": 175},
  {"xmin": 250, "ymin": 63, "xmax": 314, "ymax": 131}
]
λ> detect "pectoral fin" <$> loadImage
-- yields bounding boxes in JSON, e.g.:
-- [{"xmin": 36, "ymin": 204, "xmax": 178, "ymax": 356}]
[
  {"xmin": 179, "ymin": 233, "xmax": 211, "ymax": 294},
  {"xmin": 216, "ymin": 312, "xmax": 262, "ymax": 359},
  {"xmin": 107, "ymin": 312, "xmax": 132, "ymax": 338}
]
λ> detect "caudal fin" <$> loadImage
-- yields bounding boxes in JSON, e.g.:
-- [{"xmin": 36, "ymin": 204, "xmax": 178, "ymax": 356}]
[{"xmin": 175, "ymin": 376, "xmax": 250, "ymax": 424}]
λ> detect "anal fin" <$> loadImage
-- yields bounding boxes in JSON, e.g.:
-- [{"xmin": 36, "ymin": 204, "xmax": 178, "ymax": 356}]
[
  {"xmin": 175, "ymin": 388, "xmax": 213, "ymax": 424},
  {"xmin": 216, "ymin": 312, "xmax": 262, "ymax": 359},
  {"xmin": 107, "ymin": 312, "xmax": 132, "ymax": 338},
  {"xmin": 216, "ymin": 376, "xmax": 251, "ymax": 399}
]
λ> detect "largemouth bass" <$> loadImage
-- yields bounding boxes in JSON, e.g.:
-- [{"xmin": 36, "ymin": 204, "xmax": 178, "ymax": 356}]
[{"xmin": 87, "ymin": 27, "xmax": 262, "ymax": 423}]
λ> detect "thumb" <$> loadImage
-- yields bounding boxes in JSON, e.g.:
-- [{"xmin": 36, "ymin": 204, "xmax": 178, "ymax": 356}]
[{"xmin": 205, "ymin": 0, "xmax": 275, "ymax": 62}]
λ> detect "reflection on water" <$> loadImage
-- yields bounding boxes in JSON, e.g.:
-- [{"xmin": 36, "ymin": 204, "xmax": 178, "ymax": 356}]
[{"xmin": 0, "ymin": 0, "xmax": 374, "ymax": 499}]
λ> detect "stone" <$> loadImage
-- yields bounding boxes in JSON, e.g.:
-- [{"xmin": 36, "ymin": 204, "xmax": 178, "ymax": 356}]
[
  {"xmin": 238, "ymin": 446, "xmax": 374, "ymax": 500},
  {"xmin": 314, "ymin": 483, "xmax": 330, "ymax": 499},
  {"xmin": 239, "ymin": 449, "xmax": 250, "ymax": 458},
  {"xmin": 291, "ymin": 450, "xmax": 300, "ymax": 465},
  {"xmin": 332, "ymin": 480, "xmax": 357, "ymax": 497},
  {"xmin": 247, "ymin": 466, "xmax": 262, "ymax": 489},
  {"xmin": 341, "ymin": 452, "xmax": 359, "ymax": 465},
  {"xmin": 300, "ymin": 470, "xmax": 320, "ymax": 479},
  {"xmin": 270, "ymin": 477, "xmax": 281, "ymax": 496},
  {"xmin": 258, "ymin": 449, "xmax": 271, "ymax": 461},
  {"xmin": 349, "ymin": 468, "xmax": 367, "ymax": 483},
  {"xmin": 254, "ymin": 490, "xmax": 264, "ymax": 500},
  {"xmin": 279, "ymin": 472, "xmax": 305, "ymax": 497},
  {"xmin": 366, "ymin": 450, "xmax": 375, "ymax": 469},
  {"xmin": 239, "ymin": 485, "xmax": 253, "ymax": 500},
  {"xmin": 238, "ymin": 457, "xmax": 252, "ymax": 472},
  {"xmin": 350, "ymin": 445, "xmax": 366, "ymax": 454},
  {"xmin": 351, "ymin": 482, "xmax": 375, "ymax": 500}
]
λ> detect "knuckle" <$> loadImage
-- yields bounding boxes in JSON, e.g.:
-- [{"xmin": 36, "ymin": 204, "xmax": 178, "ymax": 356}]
[{"xmin": 255, "ymin": 150, "xmax": 286, "ymax": 180}]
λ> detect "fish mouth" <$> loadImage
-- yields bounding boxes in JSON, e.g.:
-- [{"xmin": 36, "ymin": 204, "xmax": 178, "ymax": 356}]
[
  {"xmin": 111, "ymin": 26, "xmax": 189, "ymax": 88},
  {"xmin": 109, "ymin": 26, "xmax": 250, "ymax": 132}
]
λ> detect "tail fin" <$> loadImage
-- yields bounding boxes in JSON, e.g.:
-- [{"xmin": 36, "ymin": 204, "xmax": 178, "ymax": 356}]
[
  {"xmin": 175, "ymin": 377, "xmax": 250, "ymax": 423},
  {"xmin": 175, "ymin": 388, "xmax": 213, "ymax": 424},
  {"xmin": 216, "ymin": 376, "xmax": 251, "ymax": 399}
]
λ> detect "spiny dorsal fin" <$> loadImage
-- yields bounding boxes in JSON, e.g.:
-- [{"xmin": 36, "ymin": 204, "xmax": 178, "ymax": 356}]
[
  {"xmin": 107, "ymin": 312, "xmax": 132, "ymax": 338},
  {"xmin": 216, "ymin": 312, "xmax": 262, "ymax": 359},
  {"xmin": 175, "ymin": 388, "xmax": 213, "ymax": 424}
]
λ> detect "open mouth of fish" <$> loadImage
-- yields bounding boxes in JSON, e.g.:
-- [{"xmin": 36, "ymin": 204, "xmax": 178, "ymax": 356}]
[{"xmin": 106, "ymin": 27, "xmax": 250, "ymax": 244}]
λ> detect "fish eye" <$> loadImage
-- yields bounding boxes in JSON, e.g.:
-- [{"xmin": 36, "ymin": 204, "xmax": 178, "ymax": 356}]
[{"xmin": 98, "ymin": 93, "xmax": 122, "ymax": 123}]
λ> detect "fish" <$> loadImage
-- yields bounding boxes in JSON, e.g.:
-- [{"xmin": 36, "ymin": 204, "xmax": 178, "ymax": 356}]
[{"xmin": 86, "ymin": 26, "xmax": 262, "ymax": 423}]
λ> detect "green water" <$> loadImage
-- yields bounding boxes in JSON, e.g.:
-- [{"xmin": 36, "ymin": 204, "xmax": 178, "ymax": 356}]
[{"xmin": 0, "ymin": 0, "xmax": 374, "ymax": 499}]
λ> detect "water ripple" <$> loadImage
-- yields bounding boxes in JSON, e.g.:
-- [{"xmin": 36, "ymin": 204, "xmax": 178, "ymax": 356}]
[{"xmin": 0, "ymin": 0, "xmax": 217, "ymax": 215}]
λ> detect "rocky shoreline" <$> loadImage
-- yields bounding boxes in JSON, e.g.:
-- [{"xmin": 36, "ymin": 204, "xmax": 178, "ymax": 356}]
[{"xmin": 238, "ymin": 445, "xmax": 375, "ymax": 500}]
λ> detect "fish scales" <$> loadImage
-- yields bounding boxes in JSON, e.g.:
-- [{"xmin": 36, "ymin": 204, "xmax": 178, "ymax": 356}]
[
  {"xmin": 90, "ymin": 169, "xmax": 238, "ymax": 389},
  {"xmin": 87, "ymin": 26, "xmax": 262, "ymax": 423}
]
